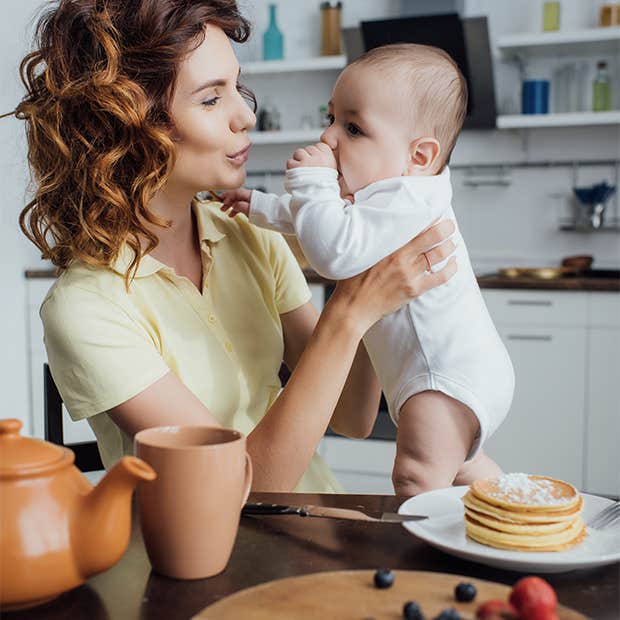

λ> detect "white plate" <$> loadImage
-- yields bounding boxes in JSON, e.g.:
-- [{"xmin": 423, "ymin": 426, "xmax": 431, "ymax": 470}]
[{"xmin": 399, "ymin": 486, "xmax": 620, "ymax": 573}]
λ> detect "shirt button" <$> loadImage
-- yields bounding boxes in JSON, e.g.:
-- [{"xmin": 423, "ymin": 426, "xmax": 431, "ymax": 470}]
[
  {"xmin": 225, "ymin": 342, "xmax": 233, "ymax": 353},
  {"xmin": 208, "ymin": 314, "xmax": 217, "ymax": 324}
]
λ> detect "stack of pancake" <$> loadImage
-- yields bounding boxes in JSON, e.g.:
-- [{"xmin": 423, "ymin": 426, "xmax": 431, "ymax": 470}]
[{"xmin": 463, "ymin": 473, "xmax": 586, "ymax": 552}]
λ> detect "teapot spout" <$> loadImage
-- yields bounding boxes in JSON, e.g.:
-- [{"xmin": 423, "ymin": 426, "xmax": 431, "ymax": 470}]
[{"xmin": 75, "ymin": 456, "xmax": 156, "ymax": 578}]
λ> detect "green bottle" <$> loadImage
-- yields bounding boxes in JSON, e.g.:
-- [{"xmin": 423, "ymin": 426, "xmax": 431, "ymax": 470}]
[
  {"xmin": 542, "ymin": 1, "xmax": 560, "ymax": 31},
  {"xmin": 592, "ymin": 61, "xmax": 611, "ymax": 112}
]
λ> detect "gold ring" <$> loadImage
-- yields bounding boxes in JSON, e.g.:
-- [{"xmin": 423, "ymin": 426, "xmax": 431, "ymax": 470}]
[{"xmin": 423, "ymin": 252, "xmax": 432, "ymax": 272}]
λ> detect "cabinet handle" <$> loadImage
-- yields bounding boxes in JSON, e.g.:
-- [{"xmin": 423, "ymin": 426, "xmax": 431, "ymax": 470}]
[
  {"xmin": 507, "ymin": 300, "xmax": 552, "ymax": 307},
  {"xmin": 507, "ymin": 334, "xmax": 553, "ymax": 342}
]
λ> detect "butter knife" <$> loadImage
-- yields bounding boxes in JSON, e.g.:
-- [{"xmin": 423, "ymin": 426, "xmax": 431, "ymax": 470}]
[{"xmin": 241, "ymin": 502, "xmax": 427, "ymax": 523}]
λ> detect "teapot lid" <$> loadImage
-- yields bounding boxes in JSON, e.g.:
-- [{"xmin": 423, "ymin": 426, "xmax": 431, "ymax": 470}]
[{"xmin": 0, "ymin": 419, "xmax": 72, "ymax": 478}]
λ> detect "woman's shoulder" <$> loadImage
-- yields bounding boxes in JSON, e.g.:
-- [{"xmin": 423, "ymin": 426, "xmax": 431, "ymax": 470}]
[{"xmin": 41, "ymin": 261, "xmax": 129, "ymax": 321}]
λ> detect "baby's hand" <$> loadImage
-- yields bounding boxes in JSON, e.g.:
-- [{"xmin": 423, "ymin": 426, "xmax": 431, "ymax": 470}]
[
  {"xmin": 287, "ymin": 142, "xmax": 337, "ymax": 170},
  {"xmin": 220, "ymin": 188, "xmax": 252, "ymax": 218}
]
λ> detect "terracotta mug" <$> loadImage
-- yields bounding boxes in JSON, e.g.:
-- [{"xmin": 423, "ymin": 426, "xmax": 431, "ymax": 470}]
[{"xmin": 134, "ymin": 426, "xmax": 252, "ymax": 579}]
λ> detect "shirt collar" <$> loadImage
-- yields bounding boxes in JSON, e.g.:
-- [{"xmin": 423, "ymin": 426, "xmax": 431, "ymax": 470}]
[
  {"xmin": 193, "ymin": 198, "xmax": 227, "ymax": 244},
  {"xmin": 110, "ymin": 199, "xmax": 227, "ymax": 278}
]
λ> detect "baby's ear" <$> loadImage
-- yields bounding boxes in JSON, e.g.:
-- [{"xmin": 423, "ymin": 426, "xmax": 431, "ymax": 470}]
[{"xmin": 406, "ymin": 137, "xmax": 441, "ymax": 175}]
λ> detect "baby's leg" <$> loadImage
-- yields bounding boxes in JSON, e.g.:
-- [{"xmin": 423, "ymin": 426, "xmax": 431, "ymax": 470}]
[
  {"xmin": 392, "ymin": 390, "xmax": 480, "ymax": 497},
  {"xmin": 453, "ymin": 450, "xmax": 503, "ymax": 486}
]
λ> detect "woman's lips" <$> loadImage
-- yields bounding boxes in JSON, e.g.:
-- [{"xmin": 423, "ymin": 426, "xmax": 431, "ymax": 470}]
[{"xmin": 227, "ymin": 143, "xmax": 251, "ymax": 165}]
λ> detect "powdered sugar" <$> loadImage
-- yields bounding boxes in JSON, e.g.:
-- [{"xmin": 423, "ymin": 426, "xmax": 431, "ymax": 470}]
[{"xmin": 487, "ymin": 473, "xmax": 573, "ymax": 506}]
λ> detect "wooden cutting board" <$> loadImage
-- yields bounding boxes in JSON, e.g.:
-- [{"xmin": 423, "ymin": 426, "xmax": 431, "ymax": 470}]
[{"xmin": 194, "ymin": 570, "xmax": 587, "ymax": 619}]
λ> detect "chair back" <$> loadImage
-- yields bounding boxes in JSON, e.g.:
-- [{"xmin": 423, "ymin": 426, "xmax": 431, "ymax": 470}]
[{"xmin": 44, "ymin": 364, "xmax": 103, "ymax": 472}]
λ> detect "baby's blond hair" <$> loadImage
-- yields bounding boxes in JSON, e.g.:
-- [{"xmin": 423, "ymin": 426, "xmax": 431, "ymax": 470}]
[{"xmin": 350, "ymin": 43, "xmax": 468, "ymax": 170}]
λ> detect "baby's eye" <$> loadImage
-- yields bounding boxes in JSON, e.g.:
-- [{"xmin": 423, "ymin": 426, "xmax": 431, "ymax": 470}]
[
  {"xmin": 326, "ymin": 113, "xmax": 335, "ymax": 125},
  {"xmin": 201, "ymin": 96, "xmax": 221, "ymax": 108},
  {"xmin": 346, "ymin": 123, "xmax": 363, "ymax": 136}
]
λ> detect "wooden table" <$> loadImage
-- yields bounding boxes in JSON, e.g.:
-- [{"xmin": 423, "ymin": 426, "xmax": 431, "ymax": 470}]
[{"xmin": 10, "ymin": 493, "xmax": 619, "ymax": 619}]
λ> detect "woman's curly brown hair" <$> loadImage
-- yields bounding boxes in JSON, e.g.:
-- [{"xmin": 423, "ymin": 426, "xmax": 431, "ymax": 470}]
[{"xmin": 9, "ymin": 0, "xmax": 254, "ymax": 284}]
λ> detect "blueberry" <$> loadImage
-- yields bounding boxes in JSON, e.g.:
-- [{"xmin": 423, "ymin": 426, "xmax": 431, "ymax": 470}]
[
  {"xmin": 433, "ymin": 609, "xmax": 461, "ymax": 620},
  {"xmin": 454, "ymin": 581, "xmax": 477, "ymax": 602},
  {"xmin": 373, "ymin": 568, "xmax": 394, "ymax": 589},
  {"xmin": 403, "ymin": 600, "xmax": 424, "ymax": 620}
]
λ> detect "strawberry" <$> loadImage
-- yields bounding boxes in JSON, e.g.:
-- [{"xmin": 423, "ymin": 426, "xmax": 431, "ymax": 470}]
[
  {"xmin": 476, "ymin": 600, "xmax": 518, "ymax": 619},
  {"xmin": 517, "ymin": 606, "xmax": 560, "ymax": 620},
  {"xmin": 509, "ymin": 577, "xmax": 558, "ymax": 614}
]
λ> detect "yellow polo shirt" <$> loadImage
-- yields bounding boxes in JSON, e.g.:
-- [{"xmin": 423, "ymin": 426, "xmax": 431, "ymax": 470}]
[{"xmin": 41, "ymin": 199, "xmax": 342, "ymax": 492}]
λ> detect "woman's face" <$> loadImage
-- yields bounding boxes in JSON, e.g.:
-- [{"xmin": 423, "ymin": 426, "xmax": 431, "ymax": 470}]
[{"xmin": 168, "ymin": 25, "xmax": 256, "ymax": 192}]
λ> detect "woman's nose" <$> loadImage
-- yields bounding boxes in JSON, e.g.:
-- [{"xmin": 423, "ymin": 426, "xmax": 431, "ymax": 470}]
[{"xmin": 231, "ymin": 92, "xmax": 256, "ymax": 133}]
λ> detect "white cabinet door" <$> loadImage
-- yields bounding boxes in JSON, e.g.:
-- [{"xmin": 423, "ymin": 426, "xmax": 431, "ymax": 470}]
[
  {"xmin": 319, "ymin": 436, "xmax": 396, "ymax": 494},
  {"xmin": 586, "ymin": 329, "xmax": 620, "ymax": 497},
  {"xmin": 484, "ymin": 325, "xmax": 586, "ymax": 488}
]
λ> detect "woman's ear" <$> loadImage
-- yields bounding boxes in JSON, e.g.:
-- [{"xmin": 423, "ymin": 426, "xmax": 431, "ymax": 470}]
[{"xmin": 405, "ymin": 137, "xmax": 441, "ymax": 175}]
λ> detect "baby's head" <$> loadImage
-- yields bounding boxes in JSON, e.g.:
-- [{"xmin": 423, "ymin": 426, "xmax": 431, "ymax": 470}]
[{"xmin": 321, "ymin": 43, "xmax": 467, "ymax": 197}]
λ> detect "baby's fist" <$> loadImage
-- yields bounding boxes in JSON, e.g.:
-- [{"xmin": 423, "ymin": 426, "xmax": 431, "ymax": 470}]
[{"xmin": 287, "ymin": 142, "xmax": 337, "ymax": 170}]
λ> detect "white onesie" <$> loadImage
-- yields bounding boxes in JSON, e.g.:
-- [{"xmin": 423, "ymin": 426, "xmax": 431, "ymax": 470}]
[{"xmin": 249, "ymin": 166, "xmax": 514, "ymax": 457}]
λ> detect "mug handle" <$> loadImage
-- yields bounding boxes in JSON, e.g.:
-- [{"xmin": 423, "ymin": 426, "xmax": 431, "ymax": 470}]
[{"xmin": 241, "ymin": 452, "xmax": 253, "ymax": 506}]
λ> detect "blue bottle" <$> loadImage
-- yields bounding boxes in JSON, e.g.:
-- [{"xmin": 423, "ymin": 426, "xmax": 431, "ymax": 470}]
[{"xmin": 263, "ymin": 4, "xmax": 284, "ymax": 61}]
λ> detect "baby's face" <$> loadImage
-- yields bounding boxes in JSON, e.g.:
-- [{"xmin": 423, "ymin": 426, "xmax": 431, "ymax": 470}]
[{"xmin": 320, "ymin": 64, "xmax": 413, "ymax": 198}]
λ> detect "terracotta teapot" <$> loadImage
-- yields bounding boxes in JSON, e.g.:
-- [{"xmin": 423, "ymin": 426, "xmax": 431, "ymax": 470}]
[{"xmin": 0, "ymin": 418, "xmax": 156, "ymax": 611}]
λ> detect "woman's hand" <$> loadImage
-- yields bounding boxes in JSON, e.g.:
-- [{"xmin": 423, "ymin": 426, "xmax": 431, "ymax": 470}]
[{"xmin": 330, "ymin": 219, "xmax": 457, "ymax": 335}]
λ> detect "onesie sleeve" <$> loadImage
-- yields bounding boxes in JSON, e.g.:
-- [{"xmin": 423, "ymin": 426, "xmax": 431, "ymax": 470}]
[
  {"xmin": 249, "ymin": 190, "xmax": 296, "ymax": 235},
  {"xmin": 284, "ymin": 167, "xmax": 435, "ymax": 279}
]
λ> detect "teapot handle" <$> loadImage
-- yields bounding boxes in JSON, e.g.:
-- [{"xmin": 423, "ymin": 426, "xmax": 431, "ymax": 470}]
[{"xmin": 241, "ymin": 452, "xmax": 253, "ymax": 506}]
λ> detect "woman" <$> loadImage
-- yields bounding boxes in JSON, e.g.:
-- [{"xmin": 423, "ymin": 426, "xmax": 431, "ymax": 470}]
[{"xmin": 11, "ymin": 0, "xmax": 456, "ymax": 492}]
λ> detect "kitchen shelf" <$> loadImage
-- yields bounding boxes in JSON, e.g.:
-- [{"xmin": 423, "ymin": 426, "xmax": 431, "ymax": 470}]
[
  {"xmin": 497, "ymin": 27, "xmax": 620, "ymax": 57},
  {"xmin": 497, "ymin": 111, "xmax": 620, "ymax": 128},
  {"xmin": 559, "ymin": 220, "xmax": 620, "ymax": 232},
  {"xmin": 242, "ymin": 55, "xmax": 347, "ymax": 75},
  {"xmin": 250, "ymin": 129, "xmax": 323, "ymax": 145}
]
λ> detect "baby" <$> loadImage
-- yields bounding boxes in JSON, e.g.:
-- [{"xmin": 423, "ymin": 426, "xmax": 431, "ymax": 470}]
[{"xmin": 222, "ymin": 43, "xmax": 515, "ymax": 496}]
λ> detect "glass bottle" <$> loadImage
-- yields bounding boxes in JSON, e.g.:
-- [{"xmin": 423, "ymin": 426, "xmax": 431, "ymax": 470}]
[
  {"xmin": 263, "ymin": 4, "xmax": 284, "ymax": 61},
  {"xmin": 592, "ymin": 61, "xmax": 611, "ymax": 112},
  {"xmin": 320, "ymin": 1, "xmax": 343, "ymax": 56},
  {"xmin": 542, "ymin": 1, "xmax": 560, "ymax": 31}
]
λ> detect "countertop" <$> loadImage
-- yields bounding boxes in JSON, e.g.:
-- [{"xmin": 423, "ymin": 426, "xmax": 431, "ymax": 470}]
[
  {"xmin": 25, "ymin": 268, "xmax": 620, "ymax": 291},
  {"xmin": 306, "ymin": 269, "xmax": 620, "ymax": 292},
  {"xmin": 9, "ymin": 492, "xmax": 619, "ymax": 620}
]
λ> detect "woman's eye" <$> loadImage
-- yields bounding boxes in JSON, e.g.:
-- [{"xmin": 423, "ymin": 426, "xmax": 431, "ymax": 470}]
[
  {"xmin": 346, "ymin": 123, "xmax": 362, "ymax": 136},
  {"xmin": 201, "ymin": 96, "xmax": 221, "ymax": 108},
  {"xmin": 327, "ymin": 113, "xmax": 335, "ymax": 125}
]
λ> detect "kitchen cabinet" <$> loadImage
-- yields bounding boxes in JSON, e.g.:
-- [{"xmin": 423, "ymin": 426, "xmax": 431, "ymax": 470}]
[
  {"xmin": 484, "ymin": 325, "xmax": 586, "ymax": 487},
  {"xmin": 483, "ymin": 289, "xmax": 619, "ymax": 496},
  {"xmin": 585, "ymin": 293, "xmax": 620, "ymax": 496},
  {"xmin": 318, "ymin": 436, "xmax": 396, "ymax": 495},
  {"xmin": 482, "ymin": 290, "xmax": 588, "ymax": 488}
]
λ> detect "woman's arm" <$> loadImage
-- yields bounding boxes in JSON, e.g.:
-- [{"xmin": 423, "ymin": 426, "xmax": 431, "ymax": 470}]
[
  {"xmin": 280, "ymin": 301, "xmax": 381, "ymax": 439},
  {"xmin": 109, "ymin": 220, "xmax": 456, "ymax": 491}
]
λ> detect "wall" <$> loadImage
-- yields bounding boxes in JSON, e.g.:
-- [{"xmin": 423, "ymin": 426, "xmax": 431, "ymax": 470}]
[
  {"xmin": 1, "ymin": 1, "xmax": 46, "ymax": 433},
  {"xmin": 2, "ymin": 1, "xmax": 619, "ymax": 435}
]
